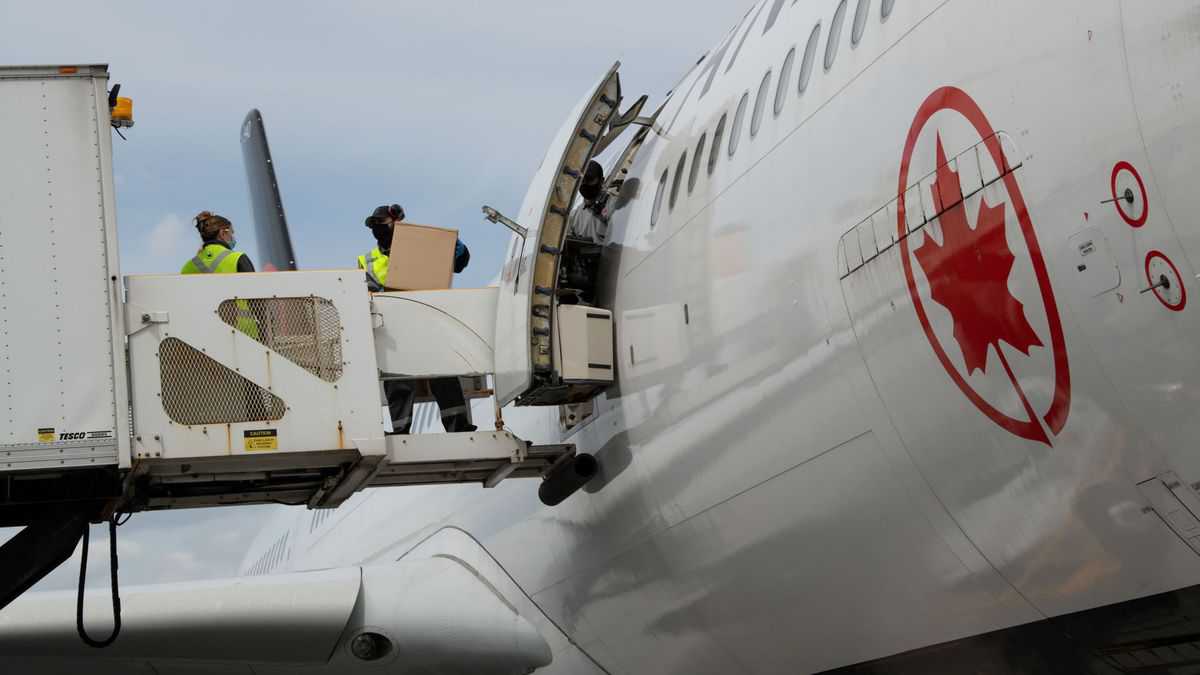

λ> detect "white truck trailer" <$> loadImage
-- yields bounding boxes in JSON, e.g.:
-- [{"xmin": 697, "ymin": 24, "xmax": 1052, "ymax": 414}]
[{"xmin": 0, "ymin": 63, "xmax": 625, "ymax": 615}]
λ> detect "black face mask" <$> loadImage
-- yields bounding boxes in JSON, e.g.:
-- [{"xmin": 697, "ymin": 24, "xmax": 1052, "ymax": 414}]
[{"xmin": 370, "ymin": 223, "xmax": 394, "ymax": 251}]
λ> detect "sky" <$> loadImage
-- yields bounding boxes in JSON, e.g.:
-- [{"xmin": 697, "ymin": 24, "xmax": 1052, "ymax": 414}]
[{"xmin": 0, "ymin": 1, "xmax": 754, "ymax": 590}]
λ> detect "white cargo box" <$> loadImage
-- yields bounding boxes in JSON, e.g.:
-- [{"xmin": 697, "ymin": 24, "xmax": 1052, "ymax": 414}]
[
  {"xmin": 554, "ymin": 305, "xmax": 613, "ymax": 383},
  {"xmin": 0, "ymin": 65, "xmax": 129, "ymax": 471}
]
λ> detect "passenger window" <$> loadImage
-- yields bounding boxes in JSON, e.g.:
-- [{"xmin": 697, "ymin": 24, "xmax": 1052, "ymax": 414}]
[
  {"xmin": 852, "ymin": 0, "xmax": 870, "ymax": 46},
  {"xmin": 708, "ymin": 114, "xmax": 727, "ymax": 175},
  {"xmin": 762, "ymin": 0, "xmax": 787, "ymax": 34},
  {"xmin": 798, "ymin": 24, "xmax": 821, "ymax": 94},
  {"xmin": 881, "ymin": 0, "xmax": 894, "ymax": 20},
  {"xmin": 669, "ymin": 151, "xmax": 687, "ymax": 210},
  {"xmin": 775, "ymin": 48, "xmax": 796, "ymax": 116},
  {"xmin": 729, "ymin": 92, "xmax": 750, "ymax": 157},
  {"xmin": 651, "ymin": 169, "xmax": 668, "ymax": 227},
  {"xmin": 750, "ymin": 70, "xmax": 772, "ymax": 138},
  {"xmin": 688, "ymin": 133, "xmax": 707, "ymax": 193},
  {"xmin": 825, "ymin": 0, "xmax": 848, "ymax": 71},
  {"xmin": 725, "ymin": 1, "xmax": 768, "ymax": 74}
]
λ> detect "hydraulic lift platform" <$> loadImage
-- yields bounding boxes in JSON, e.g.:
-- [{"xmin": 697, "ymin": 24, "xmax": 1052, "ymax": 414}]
[
  {"xmin": 129, "ymin": 431, "xmax": 575, "ymax": 510},
  {"xmin": 0, "ymin": 60, "xmax": 625, "ymax": 613}
]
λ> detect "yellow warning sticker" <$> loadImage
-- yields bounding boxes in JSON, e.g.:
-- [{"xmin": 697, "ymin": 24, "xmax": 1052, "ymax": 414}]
[
  {"xmin": 37, "ymin": 427, "xmax": 55, "ymax": 443},
  {"xmin": 243, "ymin": 429, "xmax": 278, "ymax": 452}
]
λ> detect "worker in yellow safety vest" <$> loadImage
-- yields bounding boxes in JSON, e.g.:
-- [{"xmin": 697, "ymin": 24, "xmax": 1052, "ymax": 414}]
[
  {"xmin": 358, "ymin": 204, "xmax": 474, "ymax": 434},
  {"xmin": 180, "ymin": 211, "xmax": 259, "ymax": 339},
  {"xmin": 356, "ymin": 204, "xmax": 470, "ymax": 291}
]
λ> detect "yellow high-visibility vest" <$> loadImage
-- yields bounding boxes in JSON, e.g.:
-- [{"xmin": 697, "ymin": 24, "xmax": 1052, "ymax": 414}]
[
  {"xmin": 181, "ymin": 243, "xmax": 259, "ymax": 338},
  {"xmin": 357, "ymin": 246, "xmax": 388, "ymax": 290}
]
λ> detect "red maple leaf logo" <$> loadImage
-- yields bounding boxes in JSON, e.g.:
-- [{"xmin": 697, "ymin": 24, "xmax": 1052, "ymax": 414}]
[
  {"xmin": 900, "ymin": 89, "xmax": 1071, "ymax": 447},
  {"xmin": 914, "ymin": 135, "xmax": 1048, "ymax": 440},
  {"xmin": 914, "ymin": 135, "xmax": 1043, "ymax": 373}
]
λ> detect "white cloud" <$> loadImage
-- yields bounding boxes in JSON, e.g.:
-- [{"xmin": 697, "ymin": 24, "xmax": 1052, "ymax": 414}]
[
  {"xmin": 146, "ymin": 212, "xmax": 187, "ymax": 259},
  {"xmin": 1, "ymin": 506, "xmax": 276, "ymax": 593}
]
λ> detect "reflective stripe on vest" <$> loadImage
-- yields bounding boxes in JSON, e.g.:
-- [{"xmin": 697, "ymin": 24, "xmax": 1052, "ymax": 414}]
[
  {"xmin": 181, "ymin": 244, "xmax": 243, "ymax": 275},
  {"xmin": 231, "ymin": 299, "xmax": 259, "ymax": 339},
  {"xmin": 188, "ymin": 249, "xmax": 231, "ymax": 274},
  {"xmin": 357, "ymin": 248, "xmax": 388, "ymax": 289},
  {"xmin": 181, "ymin": 244, "xmax": 258, "ymax": 338}
]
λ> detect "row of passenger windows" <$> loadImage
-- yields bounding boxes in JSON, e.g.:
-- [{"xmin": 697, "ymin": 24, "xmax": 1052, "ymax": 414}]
[
  {"xmin": 310, "ymin": 507, "xmax": 333, "ymax": 532},
  {"xmin": 650, "ymin": 0, "xmax": 895, "ymax": 227},
  {"xmin": 248, "ymin": 531, "xmax": 290, "ymax": 576}
]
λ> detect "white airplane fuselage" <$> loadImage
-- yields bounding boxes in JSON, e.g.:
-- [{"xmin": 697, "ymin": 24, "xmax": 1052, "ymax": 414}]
[{"xmin": 239, "ymin": 1, "xmax": 1200, "ymax": 672}]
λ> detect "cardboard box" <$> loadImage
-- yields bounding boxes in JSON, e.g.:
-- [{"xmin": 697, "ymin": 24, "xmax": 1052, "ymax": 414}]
[{"xmin": 385, "ymin": 223, "xmax": 458, "ymax": 291}]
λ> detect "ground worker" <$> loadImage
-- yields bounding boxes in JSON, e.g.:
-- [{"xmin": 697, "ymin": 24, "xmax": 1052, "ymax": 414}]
[
  {"xmin": 181, "ymin": 211, "xmax": 256, "ymax": 273},
  {"xmin": 568, "ymin": 160, "xmax": 610, "ymax": 244},
  {"xmin": 358, "ymin": 204, "xmax": 475, "ymax": 434},
  {"xmin": 561, "ymin": 161, "xmax": 609, "ymax": 305},
  {"xmin": 180, "ymin": 211, "xmax": 259, "ymax": 338},
  {"xmin": 358, "ymin": 204, "xmax": 469, "ymax": 290},
  {"xmin": 180, "ymin": 210, "xmax": 266, "ymax": 420}
]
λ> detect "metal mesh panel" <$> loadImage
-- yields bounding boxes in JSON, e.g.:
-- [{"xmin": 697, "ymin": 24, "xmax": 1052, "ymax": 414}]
[
  {"xmin": 159, "ymin": 338, "xmax": 286, "ymax": 425},
  {"xmin": 217, "ymin": 297, "xmax": 344, "ymax": 382}
]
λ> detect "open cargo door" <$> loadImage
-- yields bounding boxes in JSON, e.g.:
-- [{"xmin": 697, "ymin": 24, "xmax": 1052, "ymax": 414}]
[{"xmin": 493, "ymin": 62, "xmax": 621, "ymax": 406}]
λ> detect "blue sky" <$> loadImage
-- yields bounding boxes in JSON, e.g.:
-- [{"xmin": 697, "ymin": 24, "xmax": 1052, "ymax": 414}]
[
  {"xmin": 6, "ymin": 1, "xmax": 753, "ymax": 288},
  {"xmin": 0, "ymin": 0, "xmax": 753, "ymax": 588}
]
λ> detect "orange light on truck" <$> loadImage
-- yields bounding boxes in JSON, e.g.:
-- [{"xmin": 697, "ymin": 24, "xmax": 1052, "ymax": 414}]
[{"xmin": 111, "ymin": 97, "xmax": 134, "ymax": 127}]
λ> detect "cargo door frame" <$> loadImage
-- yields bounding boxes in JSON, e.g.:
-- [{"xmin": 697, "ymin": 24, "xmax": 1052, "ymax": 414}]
[{"xmin": 493, "ymin": 62, "xmax": 621, "ymax": 406}]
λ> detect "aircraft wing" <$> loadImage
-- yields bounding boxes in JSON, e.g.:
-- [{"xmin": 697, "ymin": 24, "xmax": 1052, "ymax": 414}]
[{"xmin": 0, "ymin": 557, "xmax": 552, "ymax": 674}]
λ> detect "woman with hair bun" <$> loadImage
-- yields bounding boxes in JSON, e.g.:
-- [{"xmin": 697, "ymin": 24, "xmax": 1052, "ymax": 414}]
[
  {"xmin": 180, "ymin": 211, "xmax": 259, "ymax": 340},
  {"xmin": 180, "ymin": 211, "xmax": 255, "ymax": 274}
]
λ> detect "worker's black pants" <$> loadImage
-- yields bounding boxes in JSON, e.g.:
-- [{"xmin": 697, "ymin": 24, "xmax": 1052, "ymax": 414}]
[{"xmin": 383, "ymin": 378, "xmax": 472, "ymax": 434}]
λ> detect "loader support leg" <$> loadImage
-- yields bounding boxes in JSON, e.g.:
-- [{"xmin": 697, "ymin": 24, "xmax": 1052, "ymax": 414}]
[{"xmin": 0, "ymin": 507, "xmax": 89, "ymax": 611}]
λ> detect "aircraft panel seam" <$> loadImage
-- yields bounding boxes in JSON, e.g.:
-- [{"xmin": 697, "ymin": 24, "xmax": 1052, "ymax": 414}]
[
  {"xmin": 1114, "ymin": 0, "xmax": 1181, "ymax": 242},
  {"xmin": 394, "ymin": 525, "xmax": 614, "ymax": 675},
  {"xmin": 526, "ymin": 430, "xmax": 874, "ymax": 599},
  {"xmin": 835, "ymin": 238, "xmax": 1050, "ymax": 624}
]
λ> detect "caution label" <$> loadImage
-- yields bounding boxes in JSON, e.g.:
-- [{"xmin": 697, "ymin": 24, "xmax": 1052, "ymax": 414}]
[
  {"xmin": 37, "ymin": 427, "xmax": 55, "ymax": 443},
  {"xmin": 243, "ymin": 429, "xmax": 278, "ymax": 452}
]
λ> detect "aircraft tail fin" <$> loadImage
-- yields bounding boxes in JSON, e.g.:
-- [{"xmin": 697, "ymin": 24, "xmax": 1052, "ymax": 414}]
[{"xmin": 240, "ymin": 109, "xmax": 297, "ymax": 271}]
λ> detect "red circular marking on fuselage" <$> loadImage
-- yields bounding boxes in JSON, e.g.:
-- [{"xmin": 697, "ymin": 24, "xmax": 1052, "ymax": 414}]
[
  {"xmin": 1144, "ymin": 250, "xmax": 1186, "ymax": 312},
  {"xmin": 1111, "ymin": 161, "xmax": 1148, "ymax": 228},
  {"xmin": 897, "ymin": 87, "xmax": 1071, "ymax": 444}
]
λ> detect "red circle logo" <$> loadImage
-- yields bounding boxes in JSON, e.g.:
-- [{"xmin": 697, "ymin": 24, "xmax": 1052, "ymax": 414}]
[
  {"xmin": 897, "ymin": 87, "xmax": 1070, "ymax": 446},
  {"xmin": 1111, "ymin": 161, "xmax": 1148, "ymax": 228},
  {"xmin": 1144, "ymin": 250, "xmax": 1187, "ymax": 312}
]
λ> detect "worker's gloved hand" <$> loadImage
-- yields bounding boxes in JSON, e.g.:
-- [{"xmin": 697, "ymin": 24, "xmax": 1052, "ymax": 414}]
[{"xmin": 454, "ymin": 239, "xmax": 470, "ymax": 273}]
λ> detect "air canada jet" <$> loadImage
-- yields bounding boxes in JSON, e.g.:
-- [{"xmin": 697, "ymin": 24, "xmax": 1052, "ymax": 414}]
[{"xmin": 5, "ymin": 0, "xmax": 1200, "ymax": 672}]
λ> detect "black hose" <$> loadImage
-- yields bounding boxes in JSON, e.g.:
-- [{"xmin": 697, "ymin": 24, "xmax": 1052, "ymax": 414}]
[
  {"xmin": 76, "ymin": 517, "xmax": 121, "ymax": 648},
  {"xmin": 539, "ymin": 453, "xmax": 599, "ymax": 506}
]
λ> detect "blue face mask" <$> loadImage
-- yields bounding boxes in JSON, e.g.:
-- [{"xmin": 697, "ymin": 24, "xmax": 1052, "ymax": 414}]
[{"xmin": 227, "ymin": 236, "xmax": 238, "ymax": 249}]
